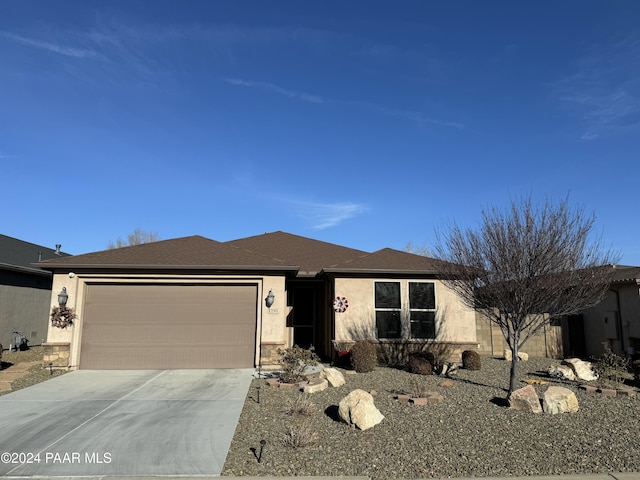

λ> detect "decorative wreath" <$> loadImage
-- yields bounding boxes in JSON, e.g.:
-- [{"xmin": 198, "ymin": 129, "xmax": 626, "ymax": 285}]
[
  {"xmin": 50, "ymin": 306, "xmax": 76, "ymax": 329},
  {"xmin": 333, "ymin": 296, "xmax": 349, "ymax": 313}
]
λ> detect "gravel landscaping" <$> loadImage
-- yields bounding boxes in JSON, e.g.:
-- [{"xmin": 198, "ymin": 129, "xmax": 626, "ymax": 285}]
[
  {"xmin": 222, "ymin": 356, "xmax": 640, "ymax": 479},
  {"xmin": 0, "ymin": 346, "xmax": 67, "ymax": 395}
]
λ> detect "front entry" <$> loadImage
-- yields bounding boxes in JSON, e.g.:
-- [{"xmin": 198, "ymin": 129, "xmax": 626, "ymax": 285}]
[{"xmin": 287, "ymin": 281, "xmax": 329, "ymax": 358}]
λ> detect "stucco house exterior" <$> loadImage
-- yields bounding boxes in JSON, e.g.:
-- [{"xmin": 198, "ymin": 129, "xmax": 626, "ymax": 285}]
[
  {"xmin": 38, "ymin": 232, "xmax": 478, "ymax": 369},
  {"xmin": 474, "ymin": 265, "xmax": 640, "ymax": 360},
  {"xmin": 578, "ymin": 265, "xmax": 640, "ymax": 358},
  {"xmin": 0, "ymin": 234, "xmax": 69, "ymax": 350}
]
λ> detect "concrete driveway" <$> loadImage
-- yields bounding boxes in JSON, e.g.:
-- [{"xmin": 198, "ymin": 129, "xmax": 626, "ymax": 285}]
[{"xmin": 0, "ymin": 369, "xmax": 253, "ymax": 476}]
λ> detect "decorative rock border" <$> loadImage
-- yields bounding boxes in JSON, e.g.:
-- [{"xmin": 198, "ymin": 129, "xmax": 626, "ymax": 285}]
[
  {"xmin": 395, "ymin": 392, "xmax": 444, "ymax": 405},
  {"xmin": 579, "ymin": 384, "xmax": 637, "ymax": 397}
]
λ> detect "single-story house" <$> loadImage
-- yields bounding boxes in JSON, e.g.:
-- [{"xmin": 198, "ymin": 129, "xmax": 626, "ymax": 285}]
[
  {"xmin": 475, "ymin": 264, "xmax": 640, "ymax": 360},
  {"xmin": 0, "ymin": 234, "xmax": 69, "ymax": 350},
  {"xmin": 38, "ymin": 232, "xmax": 478, "ymax": 369},
  {"xmin": 577, "ymin": 265, "xmax": 640, "ymax": 358}
]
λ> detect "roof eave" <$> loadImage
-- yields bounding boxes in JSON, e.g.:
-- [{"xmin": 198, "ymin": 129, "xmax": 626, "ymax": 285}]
[
  {"xmin": 37, "ymin": 263, "xmax": 299, "ymax": 273},
  {"xmin": 1, "ymin": 262, "xmax": 52, "ymax": 277},
  {"xmin": 321, "ymin": 268, "xmax": 441, "ymax": 276}
]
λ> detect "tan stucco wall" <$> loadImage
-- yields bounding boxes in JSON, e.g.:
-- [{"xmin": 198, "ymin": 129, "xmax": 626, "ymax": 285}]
[
  {"xmin": 581, "ymin": 283, "xmax": 640, "ymax": 357},
  {"xmin": 46, "ymin": 272, "xmax": 288, "ymax": 368},
  {"xmin": 333, "ymin": 277, "xmax": 476, "ymax": 344}
]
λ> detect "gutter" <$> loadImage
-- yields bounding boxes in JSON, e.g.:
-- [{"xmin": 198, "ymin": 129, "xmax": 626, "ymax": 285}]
[
  {"xmin": 35, "ymin": 263, "xmax": 300, "ymax": 273},
  {"xmin": 321, "ymin": 267, "xmax": 440, "ymax": 276},
  {"xmin": 0, "ymin": 262, "xmax": 52, "ymax": 277}
]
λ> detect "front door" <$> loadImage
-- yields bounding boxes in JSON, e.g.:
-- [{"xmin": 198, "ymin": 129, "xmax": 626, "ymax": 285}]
[
  {"xmin": 287, "ymin": 281, "xmax": 329, "ymax": 356},
  {"xmin": 291, "ymin": 286, "xmax": 315, "ymax": 348}
]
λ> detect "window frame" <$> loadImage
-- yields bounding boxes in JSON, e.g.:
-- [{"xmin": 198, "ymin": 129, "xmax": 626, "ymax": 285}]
[
  {"xmin": 374, "ymin": 281, "xmax": 402, "ymax": 339},
  {"xmin": 409, "ymin": 282, "xmax": 437, "ymax": 339},
  {"xmin": 373, "ymin": 281, "xmax": 437, "ymax": 340}
]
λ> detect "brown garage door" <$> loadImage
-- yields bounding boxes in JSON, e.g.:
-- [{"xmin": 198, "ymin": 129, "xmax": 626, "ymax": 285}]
[{"xmin": 79, "ymin": 283, "xmax": 257, "ymax": 369}]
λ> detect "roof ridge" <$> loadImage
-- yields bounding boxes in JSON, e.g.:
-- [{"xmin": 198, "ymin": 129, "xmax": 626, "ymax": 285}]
[
  {"xmin": 39, "ymin": 235, "xmax": 213, "ymax": 263},
  {"xmin": 227, "ymin": 231, "xmax": 369, "ymax": 254}
]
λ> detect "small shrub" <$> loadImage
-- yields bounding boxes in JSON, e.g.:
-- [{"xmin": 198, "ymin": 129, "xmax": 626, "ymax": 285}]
[
  {"xmin": 283, "ymin": 395, "xmax": 317, "ymax": 416},
  {"xmin": 350, "ymin": 340, "xmax": 377, "ymax": 373},
  {"xmin": 277, "ymin": 345, "xmax": 320, "ymax": 384},
  {"xmin": 281, "ymin": 423, "xmax": 318, "ymax": 448},
  {"xmin": 592, "ymin": 343, "xmax": 633, "ymax": 388},
  {"xmin": 407, "ymin": 353, "xmax": 433, "ymax": 375},
  {"xmin": 462, "ymin": 350, "xmax": 481, "ymax": 370},
  {"xmin": 377, "ymin": 340, "xmax": 455, "ymax": 368}
]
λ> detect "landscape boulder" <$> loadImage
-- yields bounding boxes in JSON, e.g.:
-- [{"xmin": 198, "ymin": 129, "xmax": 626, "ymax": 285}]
[
  {"xmin": 562, "ymin": 358, "xmax": 598, "ymax": 382},
  {"xmin": 338, "ymin": 389, "xmax": 384, "ymax": 431},
  {"xmin": 303, "ymin": 378, "xmax": 328, "ymax": 394},
  {"xmin": 543, "ymin": 386, "xmax": 579, "ymax": 414},
  {"xmin": 504, "ymin": 349, "xmax": 529, "ymax": 361},
  {"xmin": 321, "ymin": 367, "xmax": 346, "ymax": 387},
  {"xmin": 548, "ymin": 364, "xmax": 576, "ymax": 381},
  {"xmin": 509, "ymin": 385, "xmax": 542, "ymax": 413}
]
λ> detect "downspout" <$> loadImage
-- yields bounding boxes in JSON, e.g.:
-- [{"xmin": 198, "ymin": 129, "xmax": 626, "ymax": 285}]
[
  {"xmin": 611, "ymin": 288, "xmax": 624, "ymax": 354},
  {"xmin": 257, "ymin": 285, "xmax": 264, "ymax": 375},
  {"xmin": 329, "ymin": 274, "xmax": 336, "ymax": 360}
]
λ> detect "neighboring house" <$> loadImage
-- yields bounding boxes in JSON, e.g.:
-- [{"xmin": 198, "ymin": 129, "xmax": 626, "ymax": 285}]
[
  {"xmin": 0, "ymin": 234, "xmax": 69, "ymax": 350},
  {"xmin": 38, "ymin": 232, "xmax": 478, "ymax": 370},
  {"xmin": 475, "ymin": 265, "xmax": 640, "ymax": 360},
  {"xmin": 577, "ymin": 265, "xmax": 640, "ymax": 358}
]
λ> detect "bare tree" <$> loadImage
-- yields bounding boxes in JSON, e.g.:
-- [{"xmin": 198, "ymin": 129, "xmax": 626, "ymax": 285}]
[
  {"xmin": 107, "ymin": 228, "xmax": 159, "ymax": 249},
  {"xmin": 434, "ymin": 196, "xmax": 617, "ymax": 398},
  {"xmin": 404, "ymin": 241, "xmax": 431, "ymax": 257}
]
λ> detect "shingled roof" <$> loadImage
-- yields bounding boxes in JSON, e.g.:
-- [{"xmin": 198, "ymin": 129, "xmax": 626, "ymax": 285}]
[
  {"xmin": 225, "ymin": 231, "xmax": 369, "ymax": 276},
  {"xmin": 37, "ymin": 235, "xmax": 296, "ymax": 272},
  {"xmin": 610, "ymin": 265, "xmax": 640, "ymax": 283},
  {"xmin": 0, "ymin": 234, "xmax": 69, "ymax": 275},
  {"xmin": 37, "ymin": 231, "xmax": 451, "ymax": 277},
  {"xmin": 325, "ymin": 248, "xmax": 452, "ymax": 275}
]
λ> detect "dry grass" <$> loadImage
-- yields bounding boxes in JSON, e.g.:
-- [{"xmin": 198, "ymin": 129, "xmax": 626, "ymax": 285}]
[
  {"xmin": 407, "ymin": 376, "xmax": 431, "ymax": 398},
  {"xmin": 282, "ymin": 394, "xmax": 317, "ymax": 416},
  {"xmin": 280, "ymin": 422, "xmax": 318, "ymax": 448}
]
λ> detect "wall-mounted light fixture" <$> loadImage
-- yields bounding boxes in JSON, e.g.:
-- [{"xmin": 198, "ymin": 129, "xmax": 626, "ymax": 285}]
[
  {"xmin": 58, "ymin": 287, "xmax": 69, "ymax": 307},
  {"xmin": 265, "ymin": 289, "xmax": 275, "ymax": 308}
]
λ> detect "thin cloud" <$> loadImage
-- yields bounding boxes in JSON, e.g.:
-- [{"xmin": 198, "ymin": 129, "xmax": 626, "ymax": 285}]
[
  {"xmin": 353, "ymin": 101, "xmax": 465, "ymax": 130},
  {"xmin": 301, "ymin": 201, "xmax": 369, "ymax": 230},
  {"xmin": 223, "ymin": 78, "xmax": 325, "ymax": 103},
  {"xmin": 224, "ymin": 77, "xmax": 464, "ymax": 129},
  {"xmin": 556, "ymin": 33, "xmax": 640, "ymax": 140},
  {"xmin": 1, "ymin": 32, "xmax": 100, "ymax": 58}
]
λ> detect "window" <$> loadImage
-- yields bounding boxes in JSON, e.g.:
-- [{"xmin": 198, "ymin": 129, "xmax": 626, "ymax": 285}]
[
  {"xmin": 373, "ymin": 281, "xmax": 437, "ymax": 340},
  {"xmin": 409, "ymin": 282, "xmax": 436, "ymax": 339},
  {"xmin": 375, "ymin": 282, "xmax": 401, "ymax": 339}
]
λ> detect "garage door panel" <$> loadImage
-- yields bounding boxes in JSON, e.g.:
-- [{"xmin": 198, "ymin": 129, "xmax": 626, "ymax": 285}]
[
  {"xmin": 81, "ymin": 345, "xmax": 254, "ymax": 369},
  {"xmin": 83, "ymin": 320, "xmax": 254, "ymax": 343},
  {"xmin": 80, "ymin": 284, "xmax": 257, "ymax": 369}
]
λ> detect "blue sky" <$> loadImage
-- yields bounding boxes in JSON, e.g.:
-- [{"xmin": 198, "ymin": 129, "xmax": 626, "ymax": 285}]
[{"xmin": 2, "ymin": 1, "xmax": 639, "ymax": 264}]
